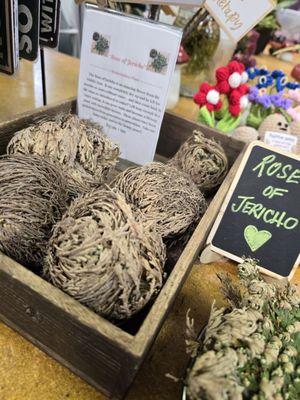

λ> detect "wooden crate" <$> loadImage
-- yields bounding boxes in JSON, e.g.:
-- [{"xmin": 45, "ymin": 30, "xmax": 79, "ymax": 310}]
[{"xmin": 0, "ymin": 99, "xmax": 245, "ymax": 399}]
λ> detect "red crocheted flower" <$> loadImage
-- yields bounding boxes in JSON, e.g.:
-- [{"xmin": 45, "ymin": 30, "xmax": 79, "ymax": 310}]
[
  {"xmin": 216, "ymin": 61, "xmax": 247, "ymax": 94},
  {"xmin": 229, "ymin": 86, "xmax": 250, "ymax": 117},
  {"xmin": 194, "ymin": 83, "xmax": 222, "ymax": 112}
]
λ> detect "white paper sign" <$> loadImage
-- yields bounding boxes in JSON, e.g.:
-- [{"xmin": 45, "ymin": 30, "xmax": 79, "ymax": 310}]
[
  {"xmin": 205, "ymin": 0, "xmax": 275, "ymax": 42},
  {"xmin": 77, "ymin": 7, "xmax": 182, "ymax": 165},
  {"xmin": 264, "ymin": 131, "xmax": 298, "ymax": 153}
]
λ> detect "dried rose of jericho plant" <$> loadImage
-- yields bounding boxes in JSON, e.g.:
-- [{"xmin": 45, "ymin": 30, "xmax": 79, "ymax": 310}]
[
  {"xmin": 7, "ymin": 113, "xmax": 119, "ymax": 196},
  {"xmin": 44, "ymin": 189, "xmax": 166, "ymax": 320},
  {"xmin": 186, "ymin": 259, "xmax": 300, "ymax": 400},
  {"xmin": 113, "ymin": 162, "xmax": 207, "ymax": 239},
  {"xmin": 169, "ymin": 130, "xmax": 228, "ymax": 194},
  {"xmin": 0, "ymin": 154, "xmax": 68, "ymax": 269}
]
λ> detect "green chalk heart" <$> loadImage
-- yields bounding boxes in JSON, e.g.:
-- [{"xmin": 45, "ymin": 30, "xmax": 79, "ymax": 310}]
[{"xmin": 244, "ymin": 225, "xmax": 272, "ymax": 252}]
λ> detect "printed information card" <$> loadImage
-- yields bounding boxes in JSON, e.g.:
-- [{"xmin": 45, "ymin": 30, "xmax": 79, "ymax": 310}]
[{"xmin": 77, "ymin": 6, "xmax": 182, "ymax": 165}]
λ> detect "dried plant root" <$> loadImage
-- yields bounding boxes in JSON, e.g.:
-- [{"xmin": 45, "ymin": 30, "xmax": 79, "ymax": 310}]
[
  {"xmin": 0, "ymin": 154, "xmax": 68, "ymax": 269},
  {"xmin": 113, "ymin": 162, "xmax": 206, "ymax": 239},
  {"xmin": 44, "ymin": 188, "xmax": 166, "ymax": 320},
  {"xmin": 169, "ymin": 130, "xmax": 228, "ymax": 194},
  {"xmin": 7, "ymin": 113, "xmax": 119, "ymax": 196}
]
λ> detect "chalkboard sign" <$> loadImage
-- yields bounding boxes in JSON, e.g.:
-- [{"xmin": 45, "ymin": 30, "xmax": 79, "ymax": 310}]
[
  {"xmin": 208, "ymin": 142, "xmax": 300, "ymax": 280},
  {"xmin": 18, "ymin": 0, "xmax": 40, "ymax": 61},
  {"xmin": 40, "ymin": 0, "xmax": 61, "ymax": 48}
]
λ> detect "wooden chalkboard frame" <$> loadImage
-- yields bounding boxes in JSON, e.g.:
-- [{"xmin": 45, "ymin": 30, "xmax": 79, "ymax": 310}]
[{"xmin": 207, "ymin": 141, "xmax": 300, "ymax": 281}]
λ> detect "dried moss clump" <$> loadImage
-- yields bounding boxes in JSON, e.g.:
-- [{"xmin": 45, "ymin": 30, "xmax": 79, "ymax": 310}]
[
  {"xmin": 44, "ymin": 189, "xmax": 166, "ymax": 320},
  {"xmin": 186, "ymin": 259, "xmax": 300, "ymax": 400},
  {"xmin": 0, "ymin": 154, "xmax": 68, "ymax": 269},
  {"xmin": 169, "ymin": 130, "xmax": 228, "ymax": 194},
  {"xmin": 7, "ymin": 113, "xmax": 119, "ymax": 195},
  {"xmin": 113, "ymin": 162, "xmax": 207, "ymax": 239}
]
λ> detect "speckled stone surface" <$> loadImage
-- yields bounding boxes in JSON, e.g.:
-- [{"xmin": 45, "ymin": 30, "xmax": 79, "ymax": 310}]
[{"xmin": 0, "ymin": 262, "xmax": 299, "ymax": 400}]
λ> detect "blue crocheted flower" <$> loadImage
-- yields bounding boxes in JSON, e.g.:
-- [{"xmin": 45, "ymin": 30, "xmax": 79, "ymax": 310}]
[
  {"xmin": 257, "ymin": 74, "xmax": 274, "ymax": 89},
  {"xmin": 271, "ymin": 70, "xmax": 285, "ymax": 79},
  {"xmin": 246, "ymin": 67, "xmax": 259, "ymax": 80},
  {"xmin": 286, "ymin": 82, "xmax": 300, "ymax": 90}
]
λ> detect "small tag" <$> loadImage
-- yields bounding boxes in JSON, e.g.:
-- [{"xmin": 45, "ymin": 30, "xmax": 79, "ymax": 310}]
[
  {"xmin": 264, "ymin": 131, "xmax": 298, "ymax": 153},
  {"xmin": 204, "ymin": 0, "xmax": 275, "ymax": 42}
]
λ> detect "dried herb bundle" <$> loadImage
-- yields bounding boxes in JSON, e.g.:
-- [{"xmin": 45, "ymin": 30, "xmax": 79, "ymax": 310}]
[
  {"xmin": 0, "ymin": 154, "xmax": 68, "ymax": 269},
  {"xmin": 7, "ymin": 113, "xmax": 119, "ymax": 196},
  {"xmin": 113, "ymin": 162, "xmax": 207, "ymax": 239},
  {"xmin": 186, "ymin": 259, "xmax": 300, "ymax": 400},
  {"xmin": 44, "ymin": 189, "xmax": 166, "ymax": 320},
  {"xmin": 169, "ymin": 130, "xmax": 228, "ymax": 194}
]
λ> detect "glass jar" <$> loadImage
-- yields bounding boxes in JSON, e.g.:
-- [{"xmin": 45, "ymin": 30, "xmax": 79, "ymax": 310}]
[{"xmin": 180, "ymin": 12, "xmax": 220, "ymax": 97}]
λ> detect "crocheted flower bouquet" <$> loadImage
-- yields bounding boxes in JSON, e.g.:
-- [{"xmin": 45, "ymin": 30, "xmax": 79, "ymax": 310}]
[{"xmin": 194, "ymin": 61, "xmax": 250, "ymax": 133}]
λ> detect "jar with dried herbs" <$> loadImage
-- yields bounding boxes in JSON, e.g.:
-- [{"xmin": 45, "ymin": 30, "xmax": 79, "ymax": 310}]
[{"xmin": 180, "ymin": 12, "xmax": 220, "ymax": 97}]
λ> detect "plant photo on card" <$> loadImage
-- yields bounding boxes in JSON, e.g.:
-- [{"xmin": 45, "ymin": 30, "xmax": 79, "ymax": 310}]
[
  {"xmin": 91, "ymin": 32, "xmax": 110, "ymax": 57},
  {"xmin": 147, "ymin": 49, "xmax": 169, "ymax": 75}
]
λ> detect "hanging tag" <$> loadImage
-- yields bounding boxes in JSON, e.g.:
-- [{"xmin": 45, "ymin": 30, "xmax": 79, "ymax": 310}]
[
  {"xmin": 18, "ymin": 0, "xmax": 40, "ymax": 61},
  {"xmin": 0, "ymin": 0, "xmax": 19, "ymax": 75},
  {"xmin": 40, "ymin": 0, "xmax": 61, "ymax": 48},
  {"xmin": 204, "ymin": 0, "xmax": 276, "ymax": 43},
  {"xmin": 77, "ymin": 6, "xmax": 182, "ymax": 165}
]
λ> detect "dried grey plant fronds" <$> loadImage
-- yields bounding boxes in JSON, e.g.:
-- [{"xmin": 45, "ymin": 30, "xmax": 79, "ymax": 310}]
[
  {"xmin": 237, "ymin": 258, "xmax": 260, "ymax": 282},
  {"xmin": 7, "ymin": 113, "xmax": 119, "ymax": 196},
  {"xmin": 113, "ymin": 162, "xmax": 207, "ymax": 239},
  {"xmin": 217, "ymin": 272, "xmax": 243, "ymax": 308},
  {"xmin": 169, "ymin": 130, "xmax": 228, "ymax": 194},
  {"xmin": 186, "ymin": 309, "xmax": 200, "ymax": 357},
  {"xmin": 0, "ymin": 154, "xmax": 68, "ymax": 269},
  {"xmin": 185, "ymin": 259, "xmax": 300, "ymax": 400},
  {"xmin": 204, "ymin": 307, "xmax": 262, "ymax": 350},
  {"xmin": 186, "ymin": 349, "xmax": 244, "ymax": 400},
  {"xmin": 44, "ymin": 188, "xmax": 166, "ymax": 320}
]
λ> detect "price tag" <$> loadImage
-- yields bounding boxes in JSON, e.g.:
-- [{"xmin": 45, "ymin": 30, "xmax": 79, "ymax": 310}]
[{"xmin": 204, "ymin": 0, "xmax": 276, "ymax": 42}]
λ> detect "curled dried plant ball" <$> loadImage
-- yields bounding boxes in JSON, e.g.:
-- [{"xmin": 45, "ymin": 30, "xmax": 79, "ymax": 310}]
[
  {"xmin": 113, "ymin": 162, "xmax": 206, "ymax": 239},
  {"xmin": 0, "ymin": 154, "xmax": 68, "ymax": 269},
  {"xmin": 7, "ymin": 113, "xmax": 120, "ymax": 196},
  {"xmin": 44, "ymin": 189, "xmax": 165, "ymax": 320},
  {"xmin": 169, "ymin": 130, "xmax": 228, "ymax": 194}
]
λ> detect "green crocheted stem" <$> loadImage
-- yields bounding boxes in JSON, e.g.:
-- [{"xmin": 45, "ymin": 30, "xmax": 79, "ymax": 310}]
[
  {"xmin": 197, "ymin": 107, "xmax": 215, "ymax": 128},
  {"xmin": 216, "ymin": 109, "xmax": 241, "ymax": 133},
  {"xmin": 215, "ymin": 96, "xmax": 229, "ymax": 121},
  {"xmin": 247, "ymin": 104, "xmax": 270, "ymax": 129}
]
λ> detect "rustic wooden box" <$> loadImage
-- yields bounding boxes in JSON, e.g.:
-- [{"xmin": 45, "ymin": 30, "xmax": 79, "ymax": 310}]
[{"xmin": 0, "ymin": 99, "xmax": 244, "ymax": 399}]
